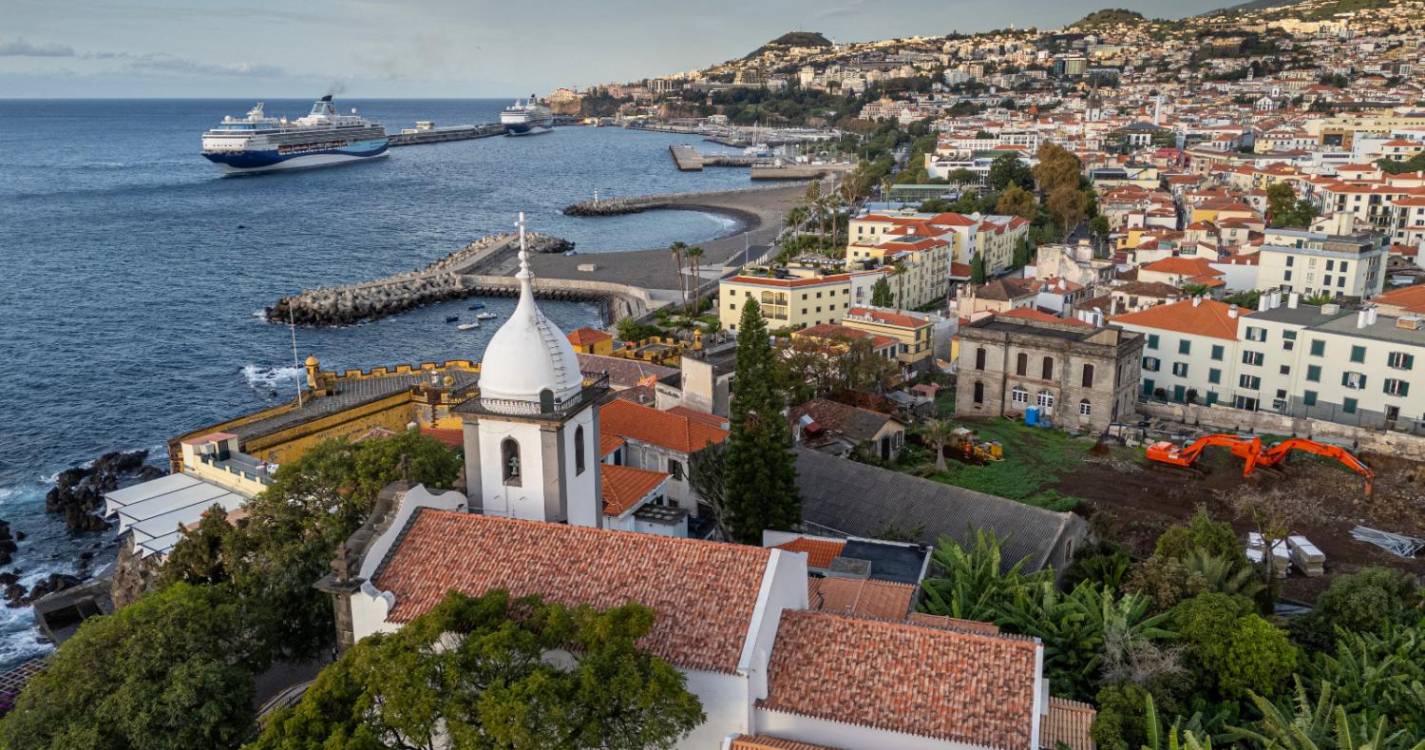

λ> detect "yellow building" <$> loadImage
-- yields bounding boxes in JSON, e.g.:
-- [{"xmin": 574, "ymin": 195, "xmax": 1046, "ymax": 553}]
[
  {"xmin": 567, "ymin": 326, "xmax": 614, "ymax": 355},
  {"xmin": 840, "ymin": 306, "xmax": 938, "ymax": 370},
  {"xmin": 846, "ymin": 236, "xmax": 951, "ymax": 310},
  {"xmin": 719, "ymin": 268, "xmax": 862, "ymax": 332}
]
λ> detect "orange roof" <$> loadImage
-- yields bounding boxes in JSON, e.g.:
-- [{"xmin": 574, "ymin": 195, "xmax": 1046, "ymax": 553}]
[
  {"xmin": 600, "ymin": 399, "xmax": 729, "ymax": 454},
  {"xmin": 997, "ymin": 308, "xmax": 1091, "ymax": 327},
  {"xmin": 1141, "ymin": 256, "xmax": 1224, "ymax": 278},
  {"xmin": 794, "ymin": 323, "xmax": 897, "ymax": 350},
  {"xmin": 180, "ymin": 431, "xmax": 238, "ymax": 445},
  {"xmin": 418, "ymin": 427, "xmax": 464, "ymax": 449},
  {"xmin": 809, "ymin": 577, "xmax": 916, "ymax": 620},
  {"xmin": 666, "ymin": 405, "xmax": 730, "ymax": 431},
  {"xmin": 1042, "ymin": 698, "xmax": 1098, "ymax": 750},
  {"xmin": 567, "ymin": 326, "xmax": 613, "ymax": 346},
  {"xmin": 846, "ymin": 306, "xmax": 932, "ymax": 329},
  {"xmin": 774, "ymin": 537, "xmax": 846, "ymax": 568},
  {"xmin": 729, "ymin": 736, "xmax": 842, "ymax": 750},
  {"xmin": 599, "ymin": 433, "xmax": 626, "ymax": 457},
  {"xmin": 1376, "ymin": 284, "xmax": 1425, "ymax": 315},
  {"xmin": 601, "ymin": 463, "xmax": 668, "ymax": 517},
  {"xmin": 1112, "ymin": 298, "xmax": 1247, "ymax": 340},
  {"xmin": 729, "ymin": 274, "xmax": 849, "ymax": 288},
  {"xmin": 759, "ymin": 610, "xmax": 1039, "ymax": 748},
  {"xmin": 372, "ymin": 509, "xmax": 771, "ymax": 673}
]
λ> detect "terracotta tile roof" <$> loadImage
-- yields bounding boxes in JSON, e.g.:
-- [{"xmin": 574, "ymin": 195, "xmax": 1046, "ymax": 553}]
[
  {"xmin": 907, "ymin": 611, "xmax": 1003, "ymax": 636},
  {"xmin": 789, "ymin": 398, "xmax": 901, "ymax": 443},
  {"xmin": 730, "ymin": 736, "xmax": 843, "ymax": 750},
  {"xmin": 666, "ymin": 405, "xmax": 730, "ymax": 431},
  {"xmin": 997, "ymin": 308, "xmax": 1092, "ymax": 327},
  {"xmin": 773, "ymin": 537, "xmax": 846, "ymax": 568},
  {"xmin": 372, "ymin": 509, "xmax": 771, "ymax": 673},
  {"xmin": 601, "ymin": 463, "xmax": 668, "ymax": 517},
  {"xmin": 846, "ymin": 306, "xmax": 932, "ymax": 329},
  {"xmin": 759, "ymin": 610, "xmax": 1039, "ymax": 748},
  {"xmin": 567, "ymin": 327, "xmax": 613, "ymax": 346},
  {"xmin": 599, "ymin": 433, "xmax": 625, "ymax": 457},
  {"xmin": 729, "ymin": 274, "xmax": 850, "ymax": 288},
  {"xmin": 794, "ymin": 323, "xmax": 898, "ymax": 351},
  {"xmin": 809, "ymin": 576, "xmax": 916, "ymax": 620},
  {"xmin": 1041, "ymin": 698, "xmax": 1098, "ymax": 750},
  {"xmin": 1111, "ymin": 298, "xmax": 1247, "ymax": 340},
  {"xmin": 1140, "ymin": 256, "xmax": 1224, "ymax": 278},
  {"xmin": 418, "ymin": 427, "xmax": 464, "ymax": 449},
  {"xmin": 1376, "ymin": 284, "xmax": 1425, "ymax": 314},
  {"xmin": 600, "ymin": 399, "xmax": 729, "ymax": 454},
  {"xmin": 576, "ymin": 353, "xmax": 678, "ymax": 390}
]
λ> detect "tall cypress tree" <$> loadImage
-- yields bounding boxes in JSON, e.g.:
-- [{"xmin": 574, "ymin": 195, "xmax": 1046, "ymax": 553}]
[{"xmin": 723, "ymin": 298, "xmax": 800, "ymax": 544}]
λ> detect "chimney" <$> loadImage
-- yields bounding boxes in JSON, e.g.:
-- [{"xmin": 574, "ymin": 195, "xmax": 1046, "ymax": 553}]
[
  {"xmin": 1367, "ymin": 307, "xmax": 1378, "ymax": 325},
  {"xmin": 1228, "ymin": 304, "xmax": 1239, "ymax": 319},
  {"xmin": 1356, "ymin": 309, "xmax": 1368, "ymax": 329},
  {"xmin": 1288, "ymin": 292, "xmax": 1299, "ymax": 309},
  {"xmin": 1193, "ymin": 295, "xmax": 1202, "ymax": 307},
  {"xmin": 1257, "ymin": 295, "xmax": 1269, "ymax": 312}
]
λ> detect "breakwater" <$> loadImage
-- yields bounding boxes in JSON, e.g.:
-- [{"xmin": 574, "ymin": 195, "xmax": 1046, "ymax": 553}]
[
  {"xmin": 389, "ymin": 123, "xmax": 506, "ymax": 146},
  {"xmin": 266, "ymin": 232, "xmax": 660, "ymax": 326},
  {"xmin": 562, "ymin": 183, "xmax": 809, "ymax": 218}
]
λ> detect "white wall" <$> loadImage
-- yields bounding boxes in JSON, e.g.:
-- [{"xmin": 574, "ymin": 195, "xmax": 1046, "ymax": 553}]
[
  {"xmin": 738, "ymin": 550, "xmax": 810, "ymax": 703},
  {"xmin": 478, "ymin": 419, "xmax": 549, "ymax": 521},
  {"xmin": 753, "ymin": 708, "xmax": 984, "ymax": 750},
  {"xmin": 564, "ymin": 408, "xmax": 600, "ymax": 528}
]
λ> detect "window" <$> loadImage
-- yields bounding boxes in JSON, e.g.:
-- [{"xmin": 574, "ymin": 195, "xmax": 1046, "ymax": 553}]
[
  {"xmin": 973, "ymin": 381, "xmax": 985, "ymax": 404},
  {"xmin": 1042, "ymin": 357, "xmax": 1054, "ymax": 380},
  {"xmin": 1211, "ymin": 344, "xmax": 1224, "ymax": 361},
  {"xmin": 1245, "ymin": 326, "xmax": 1267, "ymax": 342},
  {"xmin": 1037, "ymin": 390, "xmax": 1055, "ymax": 409},
  {"xmin": 1286, "ymin": 256, "xmax": 1294, "ymax": 267},
  {"xmin": 1081, "ymin": 364, "xmax": 1095, "ymax": 388},
  {"xmin": 1340, "ymin": 261, "xmax": 1349, "ymax": 273},
  {"xmin": 668, "ymin": 458, "xmax": 684, "ymax": 481},
  {"xmin": 1310, "ymin": 340, "xmax": 1325, "ymax": 356},
  {"xmin": 1284, "ymin": 270, "xmax": 1293, "ymax": 281},
  {"xmin": 574, "ymin": 426, "xmax": 586, "ymax": 475},
  {"xmin": 1342, "ymin": 371, "xmax": 1367, "ymax": 390},
  {"xmin": 1143, "ymin": 356, "xmax": 1160, "ymax": 372},
  {"xmin": 1011, "ymin": 387, "xmax": 1029, "ymax": 405},
  {"xmin": 1388, "ymin": 351, "xmax": 1415, "ymax": 370},
  {"xmin": 1306, "ymin": 364, "xmax": 1321, "ymax": 382},
  {"xmin": 1343, "ymin": 398, "xmax": 1358, "ymax": 414},
  {"xmin": 1385, "ymin": 378, "xmax": 1410, "ymax": 397},
  {"xmin": 1178, "ymin": 339, "xmax": 1192, "ymax": 355},
  {"xmin": 1147, "ymin": 334, "xmax": 1160, "ymax": 350},
  {"xmin": 975, "ymin": 347, "xmax": 986, "ymax": 371},
  {"xmin": 1172, "ymin": 362, "xmax": 1189, "ymax": 377},
  {"xmin": 1239, "ymin": 374, "xmax": 1261, "ymax": 390},
  {"xmin": 1079, "ymin": 399, "xmax": 1092, "ymax": 416},
  {"xmin": 1016, "ymin": 352, "xmax": 1028, "ymax": 376},
  {"xmin": 501, "ymin": 438, "xmax": 522, "ymax": 486},
  {"xmin": 1241, "ymin": 350, "xmax": 1264, "ymax": 367},
  {"xmin": 1350, "ymin": 345, "xmax": 1366, "ymax": 363},
  {"xmin": 1303, "ymin": 390, "xmax": 1317, "ymax": 406},
  {"xmin": 1208, "ymin": 368, "xmax": 1222, "ymax": 384},
  {"xmin": 1279, "ymin": 364, "xmax": 1290, "ymax": 375}
]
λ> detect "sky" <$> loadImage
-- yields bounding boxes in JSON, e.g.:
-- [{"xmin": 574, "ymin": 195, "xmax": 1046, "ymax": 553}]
[{"xmin": 1, "ymin": 0, "xmax": 1231, "ymax": 98}]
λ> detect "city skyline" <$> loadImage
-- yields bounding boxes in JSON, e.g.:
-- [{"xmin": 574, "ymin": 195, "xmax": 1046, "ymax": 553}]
[{"xmin": 2, "ymin": 0, "xmax": 1231, "ymax": 98}]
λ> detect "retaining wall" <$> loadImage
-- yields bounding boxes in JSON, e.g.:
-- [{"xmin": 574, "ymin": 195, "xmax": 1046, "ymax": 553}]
[{"xmin": 1137, "ymin": 400, "xmax": 1425, "ymax": 461}]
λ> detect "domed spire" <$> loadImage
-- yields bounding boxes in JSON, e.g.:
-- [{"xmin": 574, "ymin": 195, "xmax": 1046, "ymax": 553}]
[{"xmin": 477, "ymin": 213, "xmax": 584, "ymax": 411}]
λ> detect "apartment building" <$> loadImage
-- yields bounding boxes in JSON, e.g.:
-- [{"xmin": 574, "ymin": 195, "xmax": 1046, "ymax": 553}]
[
  {"xmin": 956, "ymin": 314, "xmax": 1144, "ymax": 431},
  {"xmin": 1255, "ymin": 227, "xmax": 1388, "ymax": 299},
  {"xmin": 719, "ymin": 267, "xmax": 886, "ymax": 332},
  {"xmin": 847, "ymin": 235, "xmax": 952, "ymax": 310},
  {"xmin": 1112, "ymin": 298, "xmax": 1250, "ymax": 406},
  {"xmin": 840, "ymin": 306, "xmax": 941, "ymax": 371}
]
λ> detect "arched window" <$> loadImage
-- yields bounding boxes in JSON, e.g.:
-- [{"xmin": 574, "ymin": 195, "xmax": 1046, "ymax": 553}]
[
  {"xmin": 1011, "ymin": 386, "xmax": 1029, "ymax": 406},
  {"xmin": 1037, "ymin": 390, "xmax": 1055, "ymax": 410},
  {"xmin": 973, "ymin": 381, "xmax": 985, "ymax": 404},
  {"xmin": 1079, "ymin": 399, "xmax": 1092, "ymax": 417},
  {"xmin": 1042, "ymin": 356, "xmax": 1054, "ymax": 381},
  {"xmin": 975, "ymin": 347, "xmax": 987, "ymax": 371},
  {"xmin": 501, "ymin": 438, "xmax": 521, "ymax": 486},
  {"xmin": 1082, "ymin": 363, "xmax": 1095, "ymax": 388},
  {"xmin": 574, "ymin": 425, "xmax": 586, "ymax": 475},
  {"xmin": 1016, "ymin": 352, "xmax": 1028, "ymax": 376}
]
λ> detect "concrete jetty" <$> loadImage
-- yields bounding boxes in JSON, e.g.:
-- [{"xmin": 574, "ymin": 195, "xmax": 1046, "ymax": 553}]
[
  {"xmin": 669, "ymin": 145, "xmax": 758, "ymax": 171},
  {"xmin": 563, "ymin": 182, "xmax": 807, "ymax": 218},
  {"xmin": 265, "ymin": 232, "xmax": 655, "ymax": 326},
  {"xmin": 389, "ymin": 123, "xmax": 507, "ymax": 147}
]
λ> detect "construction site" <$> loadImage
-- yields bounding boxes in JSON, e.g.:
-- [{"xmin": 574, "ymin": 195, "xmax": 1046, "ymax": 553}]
[{"xmin": 931, "ymin": 415, "xmax": 1425, "ymax": 602}]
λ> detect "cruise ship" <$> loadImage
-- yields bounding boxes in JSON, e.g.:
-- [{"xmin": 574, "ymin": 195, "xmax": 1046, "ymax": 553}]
[
  {"xmin": 200, "ymin": 96, "xmax": 389, "ymax": 174},
  {"xmin": 500, "ymin": 96, "xmax": 554, "ymax": 136}
]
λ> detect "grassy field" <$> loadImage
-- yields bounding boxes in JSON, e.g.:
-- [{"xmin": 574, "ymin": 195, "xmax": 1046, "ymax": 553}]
[{"xmin": 928, "ymin": 418, "xmax": 1090, "ymax": 512}]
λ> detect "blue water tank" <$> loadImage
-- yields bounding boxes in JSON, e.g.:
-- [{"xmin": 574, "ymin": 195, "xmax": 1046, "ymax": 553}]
[{"xmin": 1025, "ymin": 407, "xmax": 1040, "ymax": 426}]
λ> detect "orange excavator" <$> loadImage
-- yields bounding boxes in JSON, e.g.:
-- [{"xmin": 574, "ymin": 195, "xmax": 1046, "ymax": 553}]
[{"xmin": 1146, "ymin": 434, "xmax": 1374, "ymax": 494}]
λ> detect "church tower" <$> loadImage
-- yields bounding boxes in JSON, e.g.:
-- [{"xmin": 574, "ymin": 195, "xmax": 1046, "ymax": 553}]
[{"xmin": 458, "ymin": 214, "xmax": 604, "ymax": 528}]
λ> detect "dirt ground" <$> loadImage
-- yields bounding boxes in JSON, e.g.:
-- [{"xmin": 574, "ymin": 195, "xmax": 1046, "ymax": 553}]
[{"xmin": 1060, "ymin": 443, "xmax": 1425, "ymax": 602}]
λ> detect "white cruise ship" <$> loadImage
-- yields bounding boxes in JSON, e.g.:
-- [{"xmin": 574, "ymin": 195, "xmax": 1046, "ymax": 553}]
[
  {"xmin": 200, "ymin": 96, "xmax": 389, "ymax": 175},
  {"xmin": 500, "ymin": 96, "xmax": 554, "ymax": 136}
]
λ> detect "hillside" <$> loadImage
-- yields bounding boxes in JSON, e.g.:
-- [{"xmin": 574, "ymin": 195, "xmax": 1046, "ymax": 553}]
[
  {"xmin": 1071, "ymin": 8, "xmax": 1150, "ymax": 28},
  {"xmin": 746, "ymin": 31, "xmax": 833, "ymax": 59}
]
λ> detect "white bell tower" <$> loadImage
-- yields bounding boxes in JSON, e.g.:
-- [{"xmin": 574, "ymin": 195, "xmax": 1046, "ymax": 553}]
[{"xmin": 457, "ymin": 213, "xmax": 605, "ymax": 528}]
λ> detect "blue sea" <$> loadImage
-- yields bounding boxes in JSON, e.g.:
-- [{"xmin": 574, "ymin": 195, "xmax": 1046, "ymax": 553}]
[{"xmin": 0, "ymin": 98, "xmax": 753, "ymax": 666}]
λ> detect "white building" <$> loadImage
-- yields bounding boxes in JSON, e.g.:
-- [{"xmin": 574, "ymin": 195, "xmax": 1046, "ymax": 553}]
[
  {"xmin": 1112, "ymin": 297, "xmax": 1250, "ymax": 407},
  {"xmin": 1256, "ymin": 227, "xmax": 1388, "ymax": 299}
]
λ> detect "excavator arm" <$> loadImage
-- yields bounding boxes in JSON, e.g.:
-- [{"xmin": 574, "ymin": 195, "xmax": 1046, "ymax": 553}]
[
  {"xmin": 1258, "ymin": 438, "xmax": 1374, "ymax": 495},
  {"xmin": 1146, "ymin": 434, "xmax": 1263, "ymax": 475}
]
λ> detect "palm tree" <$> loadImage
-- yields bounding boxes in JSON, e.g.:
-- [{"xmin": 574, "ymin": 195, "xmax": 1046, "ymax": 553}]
[
  {"xmin": 921, "ymin": 419, "xmax": 957, "ymax": 473},
  {"xmin": 1142, "ymin": 694, "xmax": 1216, "ymax": 750},
  {"xmin": 669, "ymin": 241, "xmax": 688, "ymax": 312},
  {"xmin": 684, "ymin": 246, "xmax": 705, "ymax": 315},
  {"xmin": 1230, "ymin": 680, "xmax": 1425, "ymax": 750}
]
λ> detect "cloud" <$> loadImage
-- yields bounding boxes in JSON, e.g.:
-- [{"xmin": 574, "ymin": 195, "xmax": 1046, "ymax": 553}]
[
  {"xmin": 124, "ymin": 54, "xmax": 284, "ymax": 77},
  {"xmin": 0, "ymin": 37, "xmax": 76, "ymax": 57}
]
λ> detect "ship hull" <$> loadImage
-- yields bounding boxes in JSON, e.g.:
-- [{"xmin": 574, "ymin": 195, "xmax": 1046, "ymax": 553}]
[
  {"xmin": 202, "ymin": 138, "xmax": 389, "ymax": 175},
  {"xmin": 505, "ymin": 122, "xmax": 553, "ymax": 137}
]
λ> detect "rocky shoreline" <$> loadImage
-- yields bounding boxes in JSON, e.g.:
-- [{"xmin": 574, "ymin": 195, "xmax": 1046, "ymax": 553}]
[{"xmin": 265, "ymin": 231, "xmax": 576, "ymax": 327}]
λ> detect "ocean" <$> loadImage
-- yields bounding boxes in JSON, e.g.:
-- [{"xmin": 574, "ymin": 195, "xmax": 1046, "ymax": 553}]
[{"xmin": 0, "ymin": 98, "xmax": 754, "ymax": 666}]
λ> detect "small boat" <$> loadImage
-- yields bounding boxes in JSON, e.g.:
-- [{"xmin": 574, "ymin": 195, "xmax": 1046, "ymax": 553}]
[
  {"xmin": 468, "ymin": 303, "xmax": 486, "ymax": 311},
  {"xmin": 445, "ymin": 315, "xmax": 460, "ymax": 323},
  {"xmin": 457, "ymin": 322, "xmax": 481, "ymax": 331},
  {"xmin": 475, "ymin": 312, "xmax": 498, "ymax": 321}
]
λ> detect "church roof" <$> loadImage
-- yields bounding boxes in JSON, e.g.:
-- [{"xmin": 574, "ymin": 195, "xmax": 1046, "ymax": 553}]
[
  {"xmin": 371, "ymin": 509, "xmax": 771, "ymax": 674},
  {"xmin": 600, "ymin": 399, "xmax": 729, "ymax": 455},
  {"xmin": 601, "ymin": 464, "xmax": 669, "ymax": 517}
]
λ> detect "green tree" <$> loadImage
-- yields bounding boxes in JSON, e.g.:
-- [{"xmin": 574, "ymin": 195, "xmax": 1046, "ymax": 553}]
[
  {"xmin": 0, "ymin": 583, "xmax": 265, "ymax": 750},
  {"xmin": 1047, "ymin": 185, "xmax": 1089, "ymax": 238},
  {"xmin": 870, "ymin": 276, "xmax": 895, "ymax": 307},
  {"xmin": 1309, "ymin": 568, "xmax": 1421, "ymax": 637},
  {"xmin": 1265, "ymin": 182, "xmax": 1319, "ymax": 228},
  {"xmin": 919, "ymin": 530, "xmax": 1052, "ymax": 622},
  {"xmin": 1012, "ymin": 236, "xmax": 1034, "ymax": 269},
  {"xmin": 996, "ymin": 184, "xmax": 1038, "ymax": 220},
  {"xmin": 920, "ymin": 418, "xmax": 957, "ymax": 473},
  {"xmin": 721, "ymin": 298, "xmax": 799, "ymax": 543},
  {"xmin": 248, "ymin": 590, "xmax": 705, "ymax": 750},
  {"xmin": 684, "ymin": 245, "xmax": 705, "ymax": 315},
  {"xmin": 1218, "ymin": 614, "xmax": 1298, "ymax": 699},
  {"xmin": 971, "ymin": 254, "xmax": 988, "ymax": 284},
  {"xmin": 1231, "ymin": 679, "xmax": 1425, "ymax": 750},
  {"xmin": 1033, "ymin": 142, "xmax": 1084, "ymax": 196},
  {"xmin": 987, "ymin": 153, "xmax": 1034, "ymax": 192},
  {"xmin": 1090, "ymin": 215, "xmax": 1112, "ymax": 242}
]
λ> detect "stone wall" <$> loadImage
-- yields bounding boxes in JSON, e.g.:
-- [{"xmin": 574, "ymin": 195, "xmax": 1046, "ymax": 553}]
[{"xmin": 1138, "ymin": 400, "xmax": 1425, "ymax": 461}]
